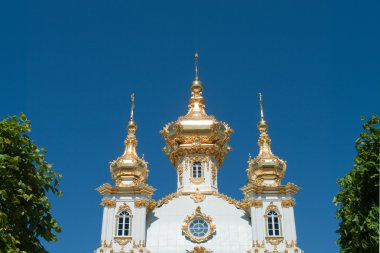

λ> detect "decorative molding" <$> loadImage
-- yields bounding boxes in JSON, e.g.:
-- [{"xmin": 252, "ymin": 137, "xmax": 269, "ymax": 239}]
[
  {"xmin": 190, "ymin": 190, "xmax": 206, "ymax": 203},
  {"xmin": 190, "ymin": 177, "xmax": 205, "ymax": 184},
  {"xmin": 132, "ymin": 240, "xmax": 145, "ymax": 249},
  {"xmin": 281, "ymin": 199, "xmax": 296, "ymax": 208},
  {"xmin": 186, "ymin": 246, "xmax": 213, "ymax": 253},
  {"xmin": 101, "ymin": 199, "xmax": 116, "ymax": 208},
  {"xmin": 211, "ymin": 163, "xmax": 216, "ymax": 185},
  {"xmin": 181, "ymin": 206, "xmax": 216, "ymax": 243},
  {"xmin": 265, "ymin": 202, "xmax": 279, "ymax": 213}
]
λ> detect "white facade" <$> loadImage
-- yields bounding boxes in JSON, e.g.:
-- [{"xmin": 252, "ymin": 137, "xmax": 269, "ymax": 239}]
[{"xmin": 94, "ymin": 56, "xmax": 303, "ymax": 253}]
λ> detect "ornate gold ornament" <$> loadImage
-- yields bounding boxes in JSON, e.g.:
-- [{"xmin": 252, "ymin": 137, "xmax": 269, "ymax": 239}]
[
  {"xmin": 265, "ymin": 236, "xmax": 284, "ymax": 245},
  {"xmin": 186, "ymin": 246, "xmax": 213, "ymax": 253},
  {"xmin": 134, "ymin": 199, "xmax": 155, "ymax": 209},
  {"xmin": 281, "ymin": 199, "xmax": 296, "ymax": 208},
  {"xmin": 285, "ymin": 240, "xmax": 297, "ymax": 248},
  {"xmin": 114, "ymin": 236, "xmax": 132, "ymax": 246},
  {"xmin": 241, "ymin": 182, "xmax": 300, "ymax": 196},
  {"xmin": 132, "ymin": 240, "xmax": 145, "ymax": 249},
  {"xmin": 252, "ymin": 240, "xmax": 265, "ymax": 248},
  {"xmin": 181, "ymin": 206, "xmax": 216, "ymax": 243},
  {"xmin": 190, "ymin": 190, "xmax": 206, "ymax": 203},
  {"xmin": 190, "ymin": 177, "xmax": 205, "ymax": 184},
  {"xmin": 118, "ymin": 202, "xmax": 132, "ymax": 213},
  {"xmin": 101, "ymin": 199, "xmax": 116, "ymax": 208},
  {"xmin": 265, "ymin": 202, "xmax": 279, "ymax": 213}
]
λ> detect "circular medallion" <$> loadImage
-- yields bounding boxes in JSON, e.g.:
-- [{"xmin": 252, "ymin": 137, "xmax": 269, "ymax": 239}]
[{"xmin": 188, "ymin": 218, "xmax": 209, "ymax": 238}]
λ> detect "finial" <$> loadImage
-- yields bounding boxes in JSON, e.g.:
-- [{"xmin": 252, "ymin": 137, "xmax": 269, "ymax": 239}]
[
  {"xmin": 195, "ymin": 52, "xmax": 199, "ymax": 81},
  {"xmin": 130, "ymin": 93, "xmax": 135, "ymax": 119},
  {"xmin": 259, "ymin": 93, "xmax": 264, "ymax": 120},
  {"xmin": 258, "ymin": 93, "xmax": 268, "ymax": 131}
]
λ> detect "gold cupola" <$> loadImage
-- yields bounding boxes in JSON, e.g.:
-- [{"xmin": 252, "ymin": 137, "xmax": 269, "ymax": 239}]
[
  {"xmin": 160, "ymin": 53, "xmax": 233, "ymax": 168},
  {"xmin": 109, "ymin": 94, "xmax": 149, "ymax": 187},
  {"xmin": 246, "ymin": 93, "xmax": 286, "ymax": 187}
]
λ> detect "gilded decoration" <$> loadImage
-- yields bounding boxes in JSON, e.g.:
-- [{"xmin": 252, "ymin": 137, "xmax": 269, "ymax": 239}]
[
  {"xmin": 190, "ymin": 177, "xmax": 205, "ymax": 184},
  {"xmin": 252, "ymin": 240, "xmax": 265, "ymax": 248},
  {"xmin": 241, "ymin": 182, "xmax": 300, "ymax": 196},
  {"xmin": 190, "ymin": 190, "xmax": 206, "ymax": 203},
  {"xmin": 182, "ymin": 206, "xmax": 216, "ymax": 243},
  {"xmin": 186, "ymin": 246, "xmax": 213, "ymax": 253},
  {"xmin": 265, "ymin": 236, "xmax": 284, "ymax": 246},
  {"xmin": 132, "ymin": 240, "xmax": 145, "ymax": 249},
  {"xmin": 114, "ymin": 236, "xmax": 132, "ymax": 246},
  {"xmin": 285, "ymin": 240, "xmax": 298, "ymax": 248},
  {"xmin": 281, "ymin": 199, "xmax": 296, "ymax": 208},
  {"xmin": 118, "ymin": 202, "xmax": 132, "ymax": 213},
  {"xmin": 101, "ymin": 199, "xmax": 116, "ymax": 208},
  {"xmin": 240, "ymin": 199, "xmax": 263, "ymax": 208},
  {"xmin": 134, "ymin": 199, "xmax": 155, "ymax": 210},
  {"xmin": 155, "ymin": 191, "xmax": 242, "ymax": 210}
]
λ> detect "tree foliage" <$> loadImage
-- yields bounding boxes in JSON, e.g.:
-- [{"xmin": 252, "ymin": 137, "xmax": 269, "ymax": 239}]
[
  {"xmin": 334, "ymin": 115, "xmax": 379, "ymax": 253},
  {"xmin": 0, "ymin": 114, "xmax": 62, "ymax": 253}
]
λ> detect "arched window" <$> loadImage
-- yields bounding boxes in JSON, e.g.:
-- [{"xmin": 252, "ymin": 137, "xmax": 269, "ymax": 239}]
[
  {"xmin": 267, "ymin": 210, "xmax": 281, "ymax": 236},
  {"xmin": 116, "ymin": 211, "xmax": 131, "ymax": 236},
  {"xmin": 192, "ymin": 162, "xmax": 202, "ymax": 178}
]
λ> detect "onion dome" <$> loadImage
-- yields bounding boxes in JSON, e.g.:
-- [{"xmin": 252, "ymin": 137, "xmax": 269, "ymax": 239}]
[
  {"xmin": 246, "ymin": 93, "xmax": 286, "ymax": 187},
  {"xmin": 109, "ymin": 94, "xmax": 149, "ymax": 187},
  {"xmin": 160, "ymin": 53, "xmax": 233, "ymax": 167}
]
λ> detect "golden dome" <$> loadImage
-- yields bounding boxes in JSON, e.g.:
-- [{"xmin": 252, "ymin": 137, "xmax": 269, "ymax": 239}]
[
  {"xmin": 110, "ymin": 94, "xmax": 149, "ymax": 187},
  {"xmin": 161, "ymin": 53, "xmax": 233, "ymax": 167},
  {"xmin": 246, "ymin": 93, "xmax": 286, "ymax": 187}
]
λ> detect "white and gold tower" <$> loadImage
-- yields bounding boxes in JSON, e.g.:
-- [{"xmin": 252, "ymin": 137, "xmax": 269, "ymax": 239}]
[
  {"xmin": 95, "ymin": 94, "xmax": 155, "ymax": 253},
  {"xmin": 160, "ymin": 53, "xmax": 233, "ymax": 194},
  {"xmin": 242, "ymin": 94, "xmax": 303, "ymax": 253}
]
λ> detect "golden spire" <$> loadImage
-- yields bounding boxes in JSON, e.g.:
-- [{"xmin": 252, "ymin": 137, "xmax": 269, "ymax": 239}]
[
  {"xmin": 110, "ymin": 93, "xmax": 149, "ymax": 187},
  {"xmin": 127, "ymin": 93, "xmax": 137, "ymax": 134},
  {"xmin": 258, "ymin": 93, "xmax": 268, "ymax": 131},
  {"xmin": 245, "ymin": 93, "xmax": 286, "ymax": 187},
  {"xmin": 195, "ymin": 51, "xmax": 199, "ymax": 81}
]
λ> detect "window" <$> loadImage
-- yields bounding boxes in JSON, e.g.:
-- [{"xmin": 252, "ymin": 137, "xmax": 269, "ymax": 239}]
[
  {"xmin": 116, "ymin": 211, "xmax": 131, "ymax": 236},
  {"xmin": 188, "ymin": 218, "xmax": 209, "ymax": 238},
  {"xmin": 192, "ymin": 162, "xmax": 202, "ymax": 178},
  {"xmin": 267, "ymin": 210, "xmax": 281, "ymax": 236}
]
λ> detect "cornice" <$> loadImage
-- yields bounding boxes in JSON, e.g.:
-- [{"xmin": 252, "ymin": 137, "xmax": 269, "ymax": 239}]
[
  {"xmin": 97, "ymin": 183, "xmax": 155, "ymax": 197},
  {"xmin": 241, "ymin": 182, "xmax": 300, "ymax": 196}
]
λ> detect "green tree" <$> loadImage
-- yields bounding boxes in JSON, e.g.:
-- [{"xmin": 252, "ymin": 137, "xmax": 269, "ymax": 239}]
[
  {"xmin": 0, "ymin": 114, "xmax": 62, "ymax": 253},
  {"xmin": 334, "ymin": 115, "xmax": 380, "ymax": 253}
]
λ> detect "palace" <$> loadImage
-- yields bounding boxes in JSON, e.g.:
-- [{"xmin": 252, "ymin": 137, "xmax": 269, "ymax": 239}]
[{"xmin": 94, "ymin": 54, "xmax": 303, "ymax": 253}]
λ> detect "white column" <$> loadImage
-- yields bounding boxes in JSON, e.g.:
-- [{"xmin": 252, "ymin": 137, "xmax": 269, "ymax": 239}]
[
  {"xmin": 101, "ymin": 206, "xmax": 108, "ymax": 241},
  {"xmin": 289, "ymin": 206, "xmax": 297, "ymax": 241}
]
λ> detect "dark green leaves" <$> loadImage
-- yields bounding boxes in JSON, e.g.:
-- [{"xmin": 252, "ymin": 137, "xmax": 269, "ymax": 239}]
[
  {"xmin": 0, "ymin": 114, "xmax": 62, "ymax": 253},
  {"xmin": 334, "ymin": 115, "xmax": 379, "ymax": 253}
]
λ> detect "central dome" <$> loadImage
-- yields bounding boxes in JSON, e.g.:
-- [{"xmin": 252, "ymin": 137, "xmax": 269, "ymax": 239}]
[{"xmin": 160, "ymin": 53, "xmax": 233, "ymax": 168}]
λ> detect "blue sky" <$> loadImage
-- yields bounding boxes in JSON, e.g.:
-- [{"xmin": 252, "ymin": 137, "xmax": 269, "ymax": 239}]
[{"xmin": 1, "ymin": 1, "xmax": 379, "ymax": 252}]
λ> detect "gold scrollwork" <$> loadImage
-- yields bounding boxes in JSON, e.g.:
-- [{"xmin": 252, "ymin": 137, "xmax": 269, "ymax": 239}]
[
  {"xmin": 101, "ymin": 199, "xmax": 116, "ymax": 208},
  {"xmin": 211, "ymin": 163, "xmax": 216, "ymax": 185},
  {"xmin": 265, "ymin": 236, "xmax": 284, "ymax": 245},
  {"xmin": 134, "ymin": 199, "xmax": 155, "ymax": 209},
  {"xmin": 190, "ymin": 190, "xmax": 206, "ymax": 203},
  {"xmin": 118, "ymin": 202, "xmax": 132, "ymax": 213},
  {"xmin": 190, "ymin": 177, "xmax": 205, "ymax": 184},
  {"xmin": 181, "ymin": 206, "xmax": 216, "ymax": 243},
  {"xmin": 281, "ymin": 199, "xmax": 296, "ymax": 208},
  {"xmin": 114, "ymin": 236, "xmax": 132, "ymax": 246},
  {"xmin": 178, "ymin": 164, "xmax": 183, "ymax": 185}
]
